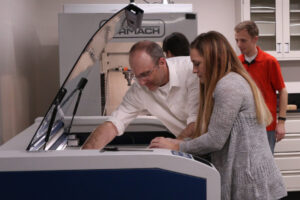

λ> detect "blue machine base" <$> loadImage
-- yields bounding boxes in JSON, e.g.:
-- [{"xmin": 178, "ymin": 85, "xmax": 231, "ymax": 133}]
[{"xmin": 0, "ymin": 168, "xmax": 206, "ymax": 200}]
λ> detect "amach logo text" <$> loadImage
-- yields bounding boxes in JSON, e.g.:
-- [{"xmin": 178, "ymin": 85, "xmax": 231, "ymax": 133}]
[
  {"xmin": 99, "ymin": 19, "xmax": 165, "ymax": 38},
  {"xmin": 118, "ymin": 26, "xmax": 160, "ymax": 35}
]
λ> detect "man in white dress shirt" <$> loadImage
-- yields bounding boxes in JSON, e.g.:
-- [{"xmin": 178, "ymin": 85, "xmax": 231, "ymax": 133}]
[{"xmin": 82, "ymin": 40, "xmax": 199, "ymax": 149}]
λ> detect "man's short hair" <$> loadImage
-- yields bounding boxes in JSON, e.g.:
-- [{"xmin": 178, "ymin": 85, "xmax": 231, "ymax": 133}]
[
  {"xmin": 234, "ymin": 20, "xmax": 259, "ymax": 38},
  {"xmin": 163, "ymin": 32, "xmax": 190, "ymax": 56},
  {"xmin": 129, "ymin": 40, "xmax": 165, "ymax": 65}
]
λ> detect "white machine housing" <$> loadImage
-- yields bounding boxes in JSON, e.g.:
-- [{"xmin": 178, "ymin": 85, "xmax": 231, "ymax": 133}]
[{"xmin": 0, "ymin": 116, "xmax": 221, "ymax": 200}]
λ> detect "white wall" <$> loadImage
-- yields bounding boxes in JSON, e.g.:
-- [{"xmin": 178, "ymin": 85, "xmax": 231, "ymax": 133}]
[
  {"xmin": 0, "ymin": 0, "xmax": 299, "ymax": 144},
  {"xmin": 184, "ymin": 0, "xmax": 237, "ymax": 46},
  {"xmin": 0, "ymin": 0, "xmax": 122, "ymax": 144}
]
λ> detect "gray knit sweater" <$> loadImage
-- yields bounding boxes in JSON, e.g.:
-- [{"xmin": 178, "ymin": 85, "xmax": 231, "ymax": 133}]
[{"xmin": 180, "ymin": 72, "xmax": 287, "ymax": 200}]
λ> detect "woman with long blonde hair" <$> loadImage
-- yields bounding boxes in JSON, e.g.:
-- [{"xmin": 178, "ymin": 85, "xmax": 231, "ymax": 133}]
[
  {"xmin": 150, "ymin": 31, "xmax": 287, "ymax": 199},
  {"xmin": 193, "ymin": 31, "xmax": 272, "ymax": 138}
]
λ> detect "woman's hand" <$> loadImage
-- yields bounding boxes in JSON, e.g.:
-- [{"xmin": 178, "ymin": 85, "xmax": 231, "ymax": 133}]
[{"xmin": 149, "ymin": 137, "xmax": 181, "ymax": 150}]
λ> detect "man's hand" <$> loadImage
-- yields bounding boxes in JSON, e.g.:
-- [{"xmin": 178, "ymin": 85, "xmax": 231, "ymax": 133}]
[
  {"xmin": 276, "ymin": 121, "xmax": 285, "ymax": 142},
  {"xmin": 82, "ymin": 122, "xmax": 118, "ymax": 149},
  {"xmin": 276, "ymin": 87, "xmax": 287, "ymax": 142}
]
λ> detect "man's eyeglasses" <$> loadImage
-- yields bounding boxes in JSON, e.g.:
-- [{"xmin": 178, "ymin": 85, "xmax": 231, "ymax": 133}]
[{"xmin": 135, "ymin": 66, "xmax": 157, "ymax": 80}]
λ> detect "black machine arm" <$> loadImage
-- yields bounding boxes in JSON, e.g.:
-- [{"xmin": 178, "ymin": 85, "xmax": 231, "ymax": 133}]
[
  {"xmin": 65, "ymin": 78, "xmax": 88, "ymax": 135},
  {"xmin": 44, "ymin": 88, "xmax": 67, "ymax": 150}
]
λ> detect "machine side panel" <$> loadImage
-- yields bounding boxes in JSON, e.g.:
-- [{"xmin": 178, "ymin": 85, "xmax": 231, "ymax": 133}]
[{"xmin": 0, "ymin": 168, "xmax": 206, "ymax": 200}]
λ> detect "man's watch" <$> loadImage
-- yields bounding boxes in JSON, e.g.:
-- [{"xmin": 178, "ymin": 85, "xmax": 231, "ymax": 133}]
[{"xmin": 278, "ymin": 116, "xmax": 286, "ymax": 121}]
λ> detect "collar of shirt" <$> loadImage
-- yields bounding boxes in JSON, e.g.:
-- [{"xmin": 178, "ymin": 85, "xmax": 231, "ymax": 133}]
[
  {"xmin": 165, "ymin": 57, "xmax": 181, "ymax": 89},
  {"xmin": 245, "ymin": 53, "xmax": 257, "ymax": 63},
  {"xmin": 241, "ymin": 46, "xmax": 263, "ymax": 65},
  {"xmin": 254, "ymin": 46, "xmax": 264, "ymax": 62}
]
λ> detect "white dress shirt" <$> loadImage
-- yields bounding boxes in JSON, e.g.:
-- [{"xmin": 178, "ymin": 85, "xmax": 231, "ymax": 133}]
[{"xmin": 107, "ymin": 56, "xmax": 199, "ymax": 136}]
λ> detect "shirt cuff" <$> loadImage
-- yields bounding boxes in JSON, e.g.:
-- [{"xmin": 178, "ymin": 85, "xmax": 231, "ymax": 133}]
[
  {"xmin": 106, "ymin": 116, "xmax": 125, "ymax": 136},
  {"xmin": 187, "ymin": 115, "xmax": 197, "ymax": 125},
  {"xmin": 179, "ymin": 141, "xmax": 189, "ymax": 152}
]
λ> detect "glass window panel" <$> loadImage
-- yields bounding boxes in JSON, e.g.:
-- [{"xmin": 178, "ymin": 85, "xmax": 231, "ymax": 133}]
[
  {"xmin": 290, "ymin": 13, "xmax": 300, "ymax": 35},
  {"xmin": 251, "ymin": 13, "xmax": 275, "ymax": 22},
  {"xmin": 257, "ymin": 36, "xmax": 276, "ymax": 51},
  {"xmin": 290, "ymin": 1, "xmax": 300, "ymax": 51},
  {"xmin": 251, "ymin": 13, "xmax": 276, "ymax": 36},
  {"xmin": 250, "ymin": 0, "xmax": 276, "ymax": 52},
  {"xmin": 290, "ymin": 0, "xmax": 300, "ymax": 10},
  {"xmin": 291, "ymin": 36, "xmax": 300, "ymax": 50},
  {"xmin": 251, "ymin": 0, "xmax": 275, "ymax": 11}
]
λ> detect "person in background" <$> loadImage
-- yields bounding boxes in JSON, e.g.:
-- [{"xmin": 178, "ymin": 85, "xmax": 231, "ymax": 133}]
[
  {"xmin": 163, "ymin": 32, "xmax": 190, "ymax": 58},
  {"xmin": 149, "ymin": 31, "xmax": 287, "ymax": 199},
  {"xmin": 235, "ymin": 20, "xmax": 288, "ymax": 154},
  {"xmin": 82, "ymin": 40, "xmax": 199, "ymax": 149}
]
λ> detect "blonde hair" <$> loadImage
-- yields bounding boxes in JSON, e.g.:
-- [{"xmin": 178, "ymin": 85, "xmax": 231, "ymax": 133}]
[{"xmin": 190, "ymin": 31, "xmax": 272, "ymax": 137}]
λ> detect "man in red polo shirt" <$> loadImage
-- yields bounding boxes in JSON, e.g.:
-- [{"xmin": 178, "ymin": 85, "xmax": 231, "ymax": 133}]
[{"xmin": 234, "ymin": 20, "xmax": 288, "ymax": 154}]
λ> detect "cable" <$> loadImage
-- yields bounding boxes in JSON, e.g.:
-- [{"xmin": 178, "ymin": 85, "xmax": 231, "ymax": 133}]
[{"xmin": 102, "ymin": 70, "xmax": 110, "ymax": 116}]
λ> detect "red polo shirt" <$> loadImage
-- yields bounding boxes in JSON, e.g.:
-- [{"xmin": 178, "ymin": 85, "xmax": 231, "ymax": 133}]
[{"xmin": 239, "ymin": 46, "xmax": 285, "ymax": 131}]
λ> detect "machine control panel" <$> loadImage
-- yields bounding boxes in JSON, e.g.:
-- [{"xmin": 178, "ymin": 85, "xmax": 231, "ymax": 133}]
[{"xmin": 171, "ymin": 150, "xmax": 193, "ymax": 159}]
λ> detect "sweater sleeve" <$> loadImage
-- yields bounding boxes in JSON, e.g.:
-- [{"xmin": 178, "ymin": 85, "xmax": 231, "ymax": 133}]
[{"xmin": 180, "ymin": 74, "xmax": 245, "ymax": 155}]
